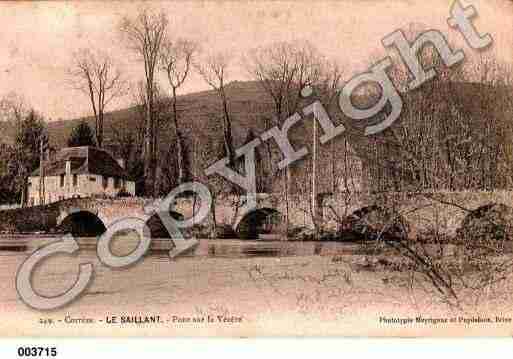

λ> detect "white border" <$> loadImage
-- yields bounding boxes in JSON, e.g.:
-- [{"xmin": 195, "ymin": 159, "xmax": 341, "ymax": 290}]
[{"xmin": 1, "ymin": 339, "xmax": 512, "ymax": 359}]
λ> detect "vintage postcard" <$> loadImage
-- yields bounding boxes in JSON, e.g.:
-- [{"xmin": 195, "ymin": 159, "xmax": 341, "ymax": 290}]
[{"xmin": 1, "ymin": 0, "xmax": 513, "ymax": 339}]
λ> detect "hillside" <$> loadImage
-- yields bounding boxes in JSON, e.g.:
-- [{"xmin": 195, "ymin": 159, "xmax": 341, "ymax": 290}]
[
  {"xmin": 2, "ymin": 80, "xmax": 510, "ymax": 195},
  {"xmin": 47, "ymin": 80, "xmax": 275, "ymax": 150},
  {"xmin": 0, "ymin": 80, "xmax": 276, "ymax": 153}
]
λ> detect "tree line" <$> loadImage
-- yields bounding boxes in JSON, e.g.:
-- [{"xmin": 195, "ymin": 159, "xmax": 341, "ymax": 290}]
[{"xmin": 1, "ymin": 8, "xmax": 512, "ymax": 207}]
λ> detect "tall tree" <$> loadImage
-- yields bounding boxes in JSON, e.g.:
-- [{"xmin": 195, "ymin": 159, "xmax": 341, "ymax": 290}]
[
  {"xmin": 0, "ymin": 143, "xmax": 17, "ymax": 204},
  {"xmin": 246, "ymin": 40, "xmax": 323, "ymax": 126},
  {"xmin": 0, "ymin": 93, "xmax": 29, "ymax": 204},
  {"xmin": 244, "ymin": 129, "xmax": 266, "ymax": 192},
  {"xmin": 160, "ymin": 39, "xmax": 196, "ymax": 185},
  {"xmin": 119, "ymin": 8, "xmax": 168, "ymax": 197},
  {"xmin": 13, "ymin": 110, "xmax": 47, "ymax": 206},
  {"xmin": 67, "ymin": 121, "xmax": 96, "ymax": 147},
  {"xmin": 317, "ymin": 60, "xmax": 344, "ymax": 193},
  {"xmin": 195, "ymin": 52, "xmax": 236, "ymax": 167},
  {"xmin": 245, "ymin": 40, "xmax": 323, "ymax": 228},
  {"xmin": 130, "ymin": 79, "xmax": 170, "ymax": 194},
  {"xmin": 69, "ymin": 49, "xmax": 125, "ymax": 148}
]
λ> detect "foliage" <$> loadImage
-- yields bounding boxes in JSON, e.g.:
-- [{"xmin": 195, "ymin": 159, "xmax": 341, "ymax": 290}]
[
  {"xmin": 67, "ymin": 121, "xmax": 96, "ymax": 147},
  {"xmin": 0, "ymin": 109, "xmax": 48, "ymax": 204},
  {"xmin": 0, "ymin": 143, "xmax": 18, "ymax": 203}
]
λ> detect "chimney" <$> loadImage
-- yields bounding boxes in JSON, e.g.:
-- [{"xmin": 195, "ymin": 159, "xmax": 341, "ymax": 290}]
[
  {"xmin": 65, "ymin": 160, "xmax": 71, "ymax": 176},
  {"xmin": 117, "ymin": 158, "xmax": 125, "ymax": 169}
]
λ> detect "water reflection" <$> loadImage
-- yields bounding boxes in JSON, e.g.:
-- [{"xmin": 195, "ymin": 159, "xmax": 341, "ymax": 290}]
[
  {"xmin": 0, "ymin": 235, "xmax": 360, "ymax": 259},
  {"xmin": 188, "ymin": 239, "xmax": 358, "ymax": 259}
]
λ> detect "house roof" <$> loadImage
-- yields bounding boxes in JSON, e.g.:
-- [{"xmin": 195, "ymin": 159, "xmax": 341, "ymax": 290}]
[{"xmin": 31, "ymin": 146, "xmax": 130, "ymax": 180}]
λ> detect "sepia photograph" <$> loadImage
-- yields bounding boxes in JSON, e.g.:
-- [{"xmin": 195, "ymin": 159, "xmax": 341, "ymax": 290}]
[{"xmin": 1, "ymin": 0, "xmax": 513, "ymax": 342}]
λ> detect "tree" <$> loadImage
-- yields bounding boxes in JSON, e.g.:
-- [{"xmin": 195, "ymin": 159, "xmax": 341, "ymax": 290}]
[
  {"xmin": 245, "ymin": 40, "xmax": 323, "ymax": 228},
  {"xmin": 130, "ymin": 79, "xmax": 171, "ymax": 194},
  {"xmin": 317, "ymin": 60, "xmax": 344, "ymax": 193},
  {"xmin": 195, "ymin": 52, "xmax": 236, "ymax": 167},
  {"xmin": 358, "ymin": 43, "xmax": 513, "ymax": 193},
  {"xmin": 160, "ymin": 38, "xmax": 196, "ymax": 185},
  {"xmin": 0, "ymin": 92, "xmax": 28, "ymax": 123},
  {"xmin": 246, "ymin": 40, "xmax": 323, "ymax": 125},
  {"xmin": 67, "ymin": 121, "xmax": 96, "ymax": 147},
  {"xmin": 0, "ymin": 143, "xmax": 18, "ymax": 204},
  {"xmin": 0, "ymin": 94, "xmax": 28, "ymax": 203},
  {"xmin": 0, "ymin": 94, "xmax": 48, "ymax": 205},
  {"xmin": 243, "ymin": 129, "xmax": 266, "ymax": 193},
  {"xmin": 13, "ymin": 110, "xmax": 47, "ymax": 206},
  {"xmin": 69, "ymin": 49, "xmax": 126, "ymax": 148},
  {"xmin": 119, "ymin": 8, "xmax": 168, "ymax": 197}
]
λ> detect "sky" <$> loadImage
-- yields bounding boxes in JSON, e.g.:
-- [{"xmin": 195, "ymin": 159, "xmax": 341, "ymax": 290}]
[{"xmin": 0, "ymin": 0, "xmax": 512, "ymax": 121}]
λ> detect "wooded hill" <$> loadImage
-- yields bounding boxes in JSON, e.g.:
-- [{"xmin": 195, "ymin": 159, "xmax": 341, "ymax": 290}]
[{"xmin": 3, "ymin": 79, "xmax": 511, "ymax": 196}]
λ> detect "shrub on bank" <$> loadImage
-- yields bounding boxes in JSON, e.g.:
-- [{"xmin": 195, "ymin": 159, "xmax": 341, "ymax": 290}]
[
  {"xmin": 0, "ymin": 202, "xmax": 60, "ymax": 233},
  {"xmin": 456, "ymin": 203, "xmax": 513, "ymax": 243}
]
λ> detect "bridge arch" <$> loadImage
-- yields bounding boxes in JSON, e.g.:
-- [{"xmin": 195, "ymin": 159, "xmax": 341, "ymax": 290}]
[
  {"xmin": 57, "ymin": 210, "xmax": 107, "ymax": 237},
  {"xmin": 235, "ymin": 207, "xmax": 283, "ymax": 239}
]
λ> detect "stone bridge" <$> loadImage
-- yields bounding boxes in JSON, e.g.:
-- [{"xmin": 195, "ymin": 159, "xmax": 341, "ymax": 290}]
[
  {"xmin": 54, "ymin": 193, "xmax": 361, "ymax": 237},
  {"xmin": 53, "ymin": 191, "xmax": 513, "ymax": 239},
  {"xmin": 56, "ymin": 197, "xmax": 150, "ymax": 228}
]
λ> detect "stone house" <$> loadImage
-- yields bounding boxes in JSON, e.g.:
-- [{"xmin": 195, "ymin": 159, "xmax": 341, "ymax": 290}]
[{"xmin": 28, "ymin": 146, "xmax": 135, "ymax": 206}]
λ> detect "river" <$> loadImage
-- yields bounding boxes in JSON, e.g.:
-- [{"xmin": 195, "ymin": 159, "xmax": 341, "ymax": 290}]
[
  {"xmin": 1, "ymin": 236, "xmax": 512, "ymax": 336},
  {"xmin": 0, "ymin": 236, "xmax": 369, "ymax": 335}
]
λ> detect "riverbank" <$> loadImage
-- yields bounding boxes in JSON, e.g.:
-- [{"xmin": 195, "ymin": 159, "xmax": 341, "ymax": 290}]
[{"xmin": 1, "ymin": 245, "xmax": 513, "ymax": 336}]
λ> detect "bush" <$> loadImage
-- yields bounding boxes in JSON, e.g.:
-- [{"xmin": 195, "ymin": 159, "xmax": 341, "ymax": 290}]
[
  {"xmin": 343, "ymin": 205, "xmax": 409, "ymax": 241},
  {"xmin": 456, "ymin": 203, "xmax": 512, "ymax": 242},
  {"xmin": 0, "ymin": 202, "xmax": 60, "ymax": 233},
  {"xmin": 213, "ymin": 224, "xmax": 237, "ymax": 239}
]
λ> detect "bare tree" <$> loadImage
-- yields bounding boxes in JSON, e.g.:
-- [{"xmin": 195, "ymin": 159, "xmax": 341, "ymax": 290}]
[
  {"xmin": 195, "ymin": 52, "xmax": 236, "ymax": 167},
  {"xmin": 246, "ymin": 40, "xmax": 323, "ymax": 125},
  {"xmin": 245, "ymin": 40, "xmax": 323, "ymax": 229},
  {"xmin": 160, "ymin": 39, "xmax": 197, "ymax": 185},
  {"xmin": 317, "ymin": 60, "xmax": 344, "ymax": 193},
  {"xmin": 130, "ymin": 79, "xmax": 172, "ymax": 194},
  {"xmin": 69, "ymin": 49, "xmax": 126, "ymax": 148},
  {"xmin": 119, "ymin": 8, "xmax": 168, "ymax": 196},
  {"xmin": 0, "ymin": 92, "xmax": 29, "ymax": 125}
]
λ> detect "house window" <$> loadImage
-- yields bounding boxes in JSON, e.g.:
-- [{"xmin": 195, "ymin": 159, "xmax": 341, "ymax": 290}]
[
  {"xmin": 73, "ymin": 174, "xmax": 78, "ymax": 187},
  {"xmin": 89, "ymin": 176, "xmax": 96, "ymax": 182},
  {"xmin": 60, "ymin": 174, "xmax": 65, "ymax": 187},
  {"xmin": 102, "ymin": 176, "xmax": 108, "ymax": 189},
  {"xmin": 114, "ymin": 177, "xmax": 120, "ymax": 189}
]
